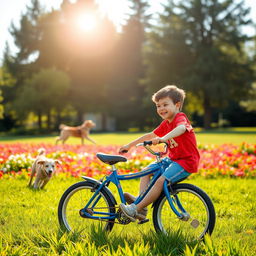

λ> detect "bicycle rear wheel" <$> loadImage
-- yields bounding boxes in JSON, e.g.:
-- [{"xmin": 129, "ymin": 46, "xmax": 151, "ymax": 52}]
[
  {"xmin": 58, "ymin": 181, "xmax": 116, "ymax": 234},
  {"xmin": 153, "ymin": 183, "xmax": 215, "ymax": 241}
]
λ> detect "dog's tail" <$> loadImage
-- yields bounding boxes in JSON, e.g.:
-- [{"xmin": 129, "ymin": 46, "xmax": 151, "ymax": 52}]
[
  {"xmin": 37, "ymin": 148, "xmax": 46, "ymax": 156},
  {"xmin": 59, "ymin": 124, "xmax": 66, "ymax": 130}
]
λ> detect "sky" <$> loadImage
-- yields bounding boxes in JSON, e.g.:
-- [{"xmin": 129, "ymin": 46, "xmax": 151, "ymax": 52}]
[{"xmin": 1, "ymin": 0, "xmax": 256, "ymax": 64}]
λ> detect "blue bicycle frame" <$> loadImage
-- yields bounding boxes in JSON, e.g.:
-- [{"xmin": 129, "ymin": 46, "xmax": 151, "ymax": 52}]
[{"xmin": 80, "ymin": 156, "xmax": 187, "ymax": 221}]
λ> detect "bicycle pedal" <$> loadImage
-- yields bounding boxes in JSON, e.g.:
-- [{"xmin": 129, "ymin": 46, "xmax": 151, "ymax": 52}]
[{"xmin": 138, "ymin": 219, "xmax": 149, "ymax": 224}]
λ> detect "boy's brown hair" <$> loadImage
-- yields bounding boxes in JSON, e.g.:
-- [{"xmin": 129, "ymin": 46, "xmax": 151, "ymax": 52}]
[{"xmin": 152, "ymin": 85, "xmax": 186, "ymax": 111}]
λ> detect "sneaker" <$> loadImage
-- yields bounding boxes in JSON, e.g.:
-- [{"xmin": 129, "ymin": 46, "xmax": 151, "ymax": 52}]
[
  {"xmin": 119, "ymin": 203, "xmax": 137, "ymax": 222},
  {"xmin": 123, "ymin": 192, "xmax": 148, "ymax": 219}
]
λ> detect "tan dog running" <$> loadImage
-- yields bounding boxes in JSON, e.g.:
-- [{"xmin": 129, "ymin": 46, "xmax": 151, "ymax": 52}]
[
  {"xmin": 28, "ymin": 148, "xmax": 61, "ymax": 189},
  {"xmin": 55, "ymin": 120, "xmax": 96, "ymax": 145}
]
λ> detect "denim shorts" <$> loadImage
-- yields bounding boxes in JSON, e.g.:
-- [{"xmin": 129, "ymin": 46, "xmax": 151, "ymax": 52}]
[
  {"xmin": 148, "ymin": 157, "xmax": 191, "ymax": 184},
  {"xmin": 162, "ymin": 158, "xmax": 190, "ymax": 184}
]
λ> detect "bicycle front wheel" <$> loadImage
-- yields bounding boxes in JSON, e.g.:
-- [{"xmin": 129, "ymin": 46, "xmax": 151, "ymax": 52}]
[
  {"xmin": 153, "ymin": 183, "xmax": 215, "ymax": 241},
  {"xmin": 58, "ymin": 181, "xmax": 116, "ymax": 234}
]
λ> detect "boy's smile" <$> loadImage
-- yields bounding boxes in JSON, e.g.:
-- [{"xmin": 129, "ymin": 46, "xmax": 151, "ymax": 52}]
[{"xmin": 156, "ymin": 97, "xmax": 180, "ymax": 122}]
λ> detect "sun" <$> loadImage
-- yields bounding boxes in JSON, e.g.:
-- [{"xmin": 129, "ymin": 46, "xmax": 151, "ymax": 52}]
[
  {"xmin": 76, "ymin": 13, "xmax": 97, "ymax": 32},
  {"xmin": 73, "ymin": 0, "xmax": 129, "ymax": 33}
]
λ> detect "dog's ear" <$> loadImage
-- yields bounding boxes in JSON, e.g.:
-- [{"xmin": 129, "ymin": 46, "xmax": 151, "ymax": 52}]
[
  {"xmin": 55, "ymin": 160, "xmax": 62, "ymax": 165},
  {"xmin": 85, "ymin": 120, "xmax": 95, "ymax": 127},
  {"xmin": 37, "ymin": 160, "xmax": 45, "ymax": 165}
]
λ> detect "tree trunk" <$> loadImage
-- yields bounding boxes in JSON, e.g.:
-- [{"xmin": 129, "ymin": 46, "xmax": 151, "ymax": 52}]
[
  {"xmin": 55, "ymin": 111, "xmax": 61, "ymax": 130},
  {"xmin": 38, "ymin": 111, "xmax": 42, "ymax": 129},
  {"xmin": 77, "ymin": 110, "xmax": 83, "ymax": 124},
  {"xmin": 47, "ymin": 111, "xmax": 51, "ymax": 131},
  {"xmin": 203, "ymin": 95, "xmax": 212, "ymax": 129}
]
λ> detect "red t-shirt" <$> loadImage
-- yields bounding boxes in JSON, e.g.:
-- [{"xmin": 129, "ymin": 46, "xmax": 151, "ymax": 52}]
[{"xmin": 153, "ymin": 112, "xmax": 200, "ymax": 173}]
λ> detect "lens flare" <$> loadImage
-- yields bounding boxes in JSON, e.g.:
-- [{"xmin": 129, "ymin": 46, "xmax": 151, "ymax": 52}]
[{"xmin": 76, "ymin": 13, "xmax": 97, "ymax": 32}]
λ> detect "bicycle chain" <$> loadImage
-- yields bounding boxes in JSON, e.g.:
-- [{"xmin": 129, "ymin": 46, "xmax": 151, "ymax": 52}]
[{"xmin": 84, "ymin": 206, "xmax": 131, "ymax": 225}]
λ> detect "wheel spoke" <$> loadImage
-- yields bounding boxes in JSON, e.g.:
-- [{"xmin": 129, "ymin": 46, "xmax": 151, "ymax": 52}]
[
  {"xmin": 153, "ymin": 184, "xmax": 215, "ymax": 241},
  {"xmin": 58, "ymin": 182, "xmax": 115, "ymax": 234}
]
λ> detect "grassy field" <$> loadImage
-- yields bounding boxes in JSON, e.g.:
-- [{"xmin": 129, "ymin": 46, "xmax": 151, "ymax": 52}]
[
  {"xmin": 0, "ymin": 127, "xmax": 256, "ymax": 145},
  {"xmin": 0, "ymin": 130, "xmax": 255, "ymax": 255},
  {"xmin": 0, "ymin": 176, "xmax": 255, "ymax": 256}
]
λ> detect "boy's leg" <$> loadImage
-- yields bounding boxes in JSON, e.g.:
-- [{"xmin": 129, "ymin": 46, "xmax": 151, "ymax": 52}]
[
  {"xmin": 136, "ymin": 176, "xmax": 165, "ymax": 211},
  {"xmin": 120, "ymin": 161, "xmax": 190, "ymax": 221},
  {"xmin": 120, "ymin": 176, "xmax": 165, "ymax": 221},
  {"xmin": 124, "ymin": 174, "xmax": 151, "ymax": 202},
  {"xmin": 136, "ymin": 161, "xmax": 189, "ymax": 211},
  {"xmin": 123, "ymin": 161, "xmax": 155, "ymax": 206},
  {"xmin": 139, "ymin": 174, "xmax": 151, "ymax": 194},
  {"xmin": 123, "ymin": 174, "xmax": 151, "ymax": 218}
]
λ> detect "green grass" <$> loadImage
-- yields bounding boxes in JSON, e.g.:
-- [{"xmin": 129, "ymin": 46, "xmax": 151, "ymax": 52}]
[
  {"xmin": 0, "ymin": 130, "xmax": 255, "ymax": 255},
  {"xmin": 0, "ymin": 176, "xmax": 255, "ymax": 255},
  {"xmin": 0, "ymin": 127, "xmax": 256, "ymax": 145}
]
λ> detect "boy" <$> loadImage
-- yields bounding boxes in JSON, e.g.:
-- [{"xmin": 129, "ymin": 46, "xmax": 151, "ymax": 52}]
[{"xmin": 119, "ymin": 85, "xmax": 200, "ymax": 222}]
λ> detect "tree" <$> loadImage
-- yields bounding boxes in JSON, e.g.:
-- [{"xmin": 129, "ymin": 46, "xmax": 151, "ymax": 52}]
[
  {"xmin": 3, "ymin": 0, "xmax": 45, "ymax": 128},
  {"xmin": 14, "ymin": 68, "xmax": 70, "ymax": 129},
  {"xmin": 0, "ymin": 63, "xmax": 17, "ymax": 119},
  {"xmin": 56, "ymin": 0, "xmax": 118, "ymax": 123},
  {"xmin": 0, "ymin": 43, "xmax": 17, "ymax": 125},
  {"xmin": 143, "ymin": 2, "xmax": 191, "ymax": 98},
  {"xmin": 144, "ymin": 0, "xmax": 254, "ymax": 128},
  {"xmin": 107, "ymin": 0, "xmax": 151, "ymax": 130},
  {"xmin": 0, "ymin": 69, "xmax": 5, "ymax": 119},
  {"xmin": 240, "ymin": 83, "xmax": 256, "ymax": 111},
  {"xmin": 5, "ymin": 0, "xmax": 118, "ymax": 129}
]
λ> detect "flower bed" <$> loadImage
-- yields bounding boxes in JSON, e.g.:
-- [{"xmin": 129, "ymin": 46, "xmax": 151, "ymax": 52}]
[{"xmin": 0, "ymin": 142, "xmax": 255, "ymax": 179}]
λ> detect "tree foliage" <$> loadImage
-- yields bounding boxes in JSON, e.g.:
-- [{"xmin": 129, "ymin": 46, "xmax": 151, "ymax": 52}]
[
  {"xmin": 240, "ymin": 83, "xmax": 256, "ymax": 111},
  {"xmin": 1, "ymin": 0, "xmax": 255, "ymax": 132},
  {"xmin": 14, "ymin": 68, "xmax": 70, "ymax": 128},
  {"xmin": 144, "ymin": 0, "xmax": 254, "ymax": 128},
  {"xmin": 107, "ymin": 0, "xmax": 151, "ymax": 129}
]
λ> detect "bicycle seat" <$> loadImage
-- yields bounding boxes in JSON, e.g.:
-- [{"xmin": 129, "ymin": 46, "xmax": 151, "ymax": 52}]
[{"xmin": 96, "ymin": 153, "xmax": 127, "ymax": 165}]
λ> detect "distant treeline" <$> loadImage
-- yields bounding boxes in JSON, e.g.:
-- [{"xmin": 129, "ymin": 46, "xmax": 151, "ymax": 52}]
[{"xmin": 0, "ymin": 0, "xmax": 255, "ymax": 133}]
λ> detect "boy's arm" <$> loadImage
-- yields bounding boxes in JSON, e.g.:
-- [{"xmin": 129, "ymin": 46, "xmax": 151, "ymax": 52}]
[
  {"xmin": 161, "ymin": 125, "xmax": 186, "ymax": 141},
  {"xmin": 152, "ymin": 125, "xmax": 186, "ymax": 145},
  {"xmin": 119, "ymin": 132, "xmax": 156, "ymax": 153}
]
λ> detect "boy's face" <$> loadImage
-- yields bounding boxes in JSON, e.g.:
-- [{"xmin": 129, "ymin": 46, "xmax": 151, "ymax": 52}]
[{"xmin": 155, "ymin": 97, "xmax": 180, "ymax": 122}]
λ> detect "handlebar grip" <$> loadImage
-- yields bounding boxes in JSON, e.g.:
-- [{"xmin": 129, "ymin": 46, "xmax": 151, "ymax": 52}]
[{"xmin": 143, "ymin": 141, "xmax": 169, "ymax": 146}]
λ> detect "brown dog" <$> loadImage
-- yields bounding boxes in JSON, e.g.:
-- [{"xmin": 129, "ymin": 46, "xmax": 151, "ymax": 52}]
[
  {"xmin": 28, "ymin": 148, "xmax": 61, "ymax": 189},
  {"xmin": 55, "ymin": 120, "xmax": 96, "ymax": 145}
]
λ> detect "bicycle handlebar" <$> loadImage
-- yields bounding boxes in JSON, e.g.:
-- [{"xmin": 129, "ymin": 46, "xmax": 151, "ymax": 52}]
[{"xmin": 136, "ymin": 141, "xmax": 169, "ymax": 156}]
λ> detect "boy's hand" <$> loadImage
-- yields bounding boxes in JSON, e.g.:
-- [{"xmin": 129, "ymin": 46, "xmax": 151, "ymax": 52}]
[
  {"xmin": 119, "ymin": 145, "xmax": 130, "ymax": 154},
  {"xmin": 151, "ymin": 137, "xmax": 162, "ymax": 145},
  {"xmin": 151, "ymin": 137, "xmax": 168, "ymax": 145}
]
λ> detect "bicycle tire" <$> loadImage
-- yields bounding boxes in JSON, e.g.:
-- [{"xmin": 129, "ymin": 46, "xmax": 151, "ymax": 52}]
[
  {"xmin": 153, "ymin": 183, "xmax": 215, "ymax": 240},
  {"xmin": 58, "ymin": 181, "xmax": 116, "ymax": 233}
]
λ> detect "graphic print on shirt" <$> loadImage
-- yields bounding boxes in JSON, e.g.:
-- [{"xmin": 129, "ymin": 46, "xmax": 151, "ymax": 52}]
[{"xmin": 169, "ymin": 138, "xmax": 178, "ymax": 148}]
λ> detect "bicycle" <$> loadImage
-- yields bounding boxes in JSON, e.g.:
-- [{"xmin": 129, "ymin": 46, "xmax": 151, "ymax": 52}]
[{"xmin": 58, "ymin": 141, "xmax": 216, "ymax": 241}]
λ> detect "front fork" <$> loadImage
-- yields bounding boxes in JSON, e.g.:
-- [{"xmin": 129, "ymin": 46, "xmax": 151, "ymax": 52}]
[{"xmin": 163, "ymin": 180, "xmax": 190, "ymax": 221}]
